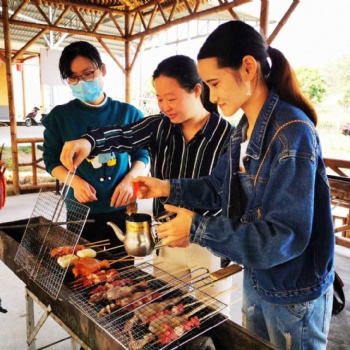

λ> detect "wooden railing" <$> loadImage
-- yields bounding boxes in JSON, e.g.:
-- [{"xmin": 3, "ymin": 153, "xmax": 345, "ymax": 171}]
[
  {"xmin": 324, "ymin": 158, "xmax": 350, "ymax": 248},
  {"xmin": 17, "ymin": 138, "xmax": 58, "ymax": 192}
]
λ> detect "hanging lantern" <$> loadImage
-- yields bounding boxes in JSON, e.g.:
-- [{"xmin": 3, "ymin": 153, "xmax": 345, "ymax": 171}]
[{"xmin": 16, "ymin": 63, "xmax": 22, "ymax": 72}]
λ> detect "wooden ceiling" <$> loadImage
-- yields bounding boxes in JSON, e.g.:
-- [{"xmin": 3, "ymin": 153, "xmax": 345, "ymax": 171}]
[{"xmin": 0, "ymin": 0, "xmax": 300, "ymax": 66}]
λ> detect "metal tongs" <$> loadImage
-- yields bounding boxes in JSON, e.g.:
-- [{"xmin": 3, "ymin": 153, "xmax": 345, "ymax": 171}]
[{"xmin": 51, "ymin": 169, "xmax": 76, "ymax": 222}]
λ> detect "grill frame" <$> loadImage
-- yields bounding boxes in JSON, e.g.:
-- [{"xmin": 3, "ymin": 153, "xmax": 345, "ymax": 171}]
[
  {"xmin": 14, "ymin": 189, "xmax": 90, "ymax": 300},
  {"xmin": 0, "ymin": 218, "xmax": 278, "ymax": 350}
]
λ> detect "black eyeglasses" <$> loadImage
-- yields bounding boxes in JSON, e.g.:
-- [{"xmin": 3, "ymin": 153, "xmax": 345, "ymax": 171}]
[{"xmin": 66, "ymin": 68, "xmax": 99, "ymax": 85}]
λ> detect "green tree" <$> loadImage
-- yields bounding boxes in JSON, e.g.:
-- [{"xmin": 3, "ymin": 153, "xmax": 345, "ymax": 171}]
[
  {"xmin": 339, "ymin": 89, "xmax": 350, "ymax": 106},
  {"xmin": 295, "ymin": 67, "xmax": 326, "ymax": 105}
]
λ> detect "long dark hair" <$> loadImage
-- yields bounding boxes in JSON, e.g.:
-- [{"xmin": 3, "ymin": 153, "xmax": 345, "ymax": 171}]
[
  {"xmin": 59, "ymin": 41, "xmax": 103, "ymax": 80},
  {"xmin": 153, "ymin": 55, "xmax": 217, "ymax": 113},
  {"xmin": 197, "ymin": 21, "xmax": 317, "ymax": 125}
]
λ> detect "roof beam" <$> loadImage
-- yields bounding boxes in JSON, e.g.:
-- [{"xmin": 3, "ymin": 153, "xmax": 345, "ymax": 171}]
[{"xmin": 129, "ymin": 0, "xmax": 252, "ymax": 41}]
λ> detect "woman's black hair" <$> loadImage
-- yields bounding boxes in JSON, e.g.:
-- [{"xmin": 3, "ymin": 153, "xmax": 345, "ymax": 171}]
[
  {"xmin": 198, "ymin": 21, "xmax": 317, "ymax": 125},
  {"xmin": 153, "ymin": 55, "xmax": 217, "ymax": 113},
  {"xmin": 59, "ymin": 41, "xmax": 103, "ymax": 80}
]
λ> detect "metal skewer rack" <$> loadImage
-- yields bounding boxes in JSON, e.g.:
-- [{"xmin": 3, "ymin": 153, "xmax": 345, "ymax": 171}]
[
  {"xmin": 14, "ymin": 173, "xmax": 90, "ymax": 300},
  {"xmin": 69, "ymin": 263, "xmax": 228, "ymax": 350}
]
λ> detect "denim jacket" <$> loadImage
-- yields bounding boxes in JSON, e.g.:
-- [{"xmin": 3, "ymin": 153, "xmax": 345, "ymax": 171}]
[{"xmin": 167, "ymin": 89, "xmax": 335, "ymax": 305}]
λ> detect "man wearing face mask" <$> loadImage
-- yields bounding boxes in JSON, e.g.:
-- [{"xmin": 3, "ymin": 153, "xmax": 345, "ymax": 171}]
[{"xmin": 42, "ymin": 41, "xmax": 149, "ymax": 250}]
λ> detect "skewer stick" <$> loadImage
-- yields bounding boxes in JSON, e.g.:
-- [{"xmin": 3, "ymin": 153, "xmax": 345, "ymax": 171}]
[
  {"xmin": 226, "ymin": 297, "xmax": 242, "ymax": 307},
  {"xmin": 133, "ymin": 266, "xmax": 189, "ymax": 281},
  {"xmin": 183, "ymin": 284, "xmax": 239, "ymax": 312},
  {"xmin": 87, "ymin": 242, "xmax": 111, "ymax": 249},
  {"xmin": 199, "ymin": 308, "xmax": 221, "ymax": 323},
  {"xmin": 85, "ymin": 239, "xmax": 110, "ymax": 246},
  {"xmin": 95, "ymin": 245, "xmax": 122, "ymax": 254},
  {"xmin": 108, "ymin": 256, "xmax": 143, "ymax": 265},
  {"xmin": 184, "ymin": 298, "xmax": 218, "ymax": 318},
  {"xmin": 116, "ymin": 262, "xmax": 147, "ymax": 272}
]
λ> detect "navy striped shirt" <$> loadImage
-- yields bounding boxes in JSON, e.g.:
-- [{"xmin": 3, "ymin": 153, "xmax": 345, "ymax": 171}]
[{"xmin": 85, "ymin": 112, "xmax": 234, "ymax": 216}]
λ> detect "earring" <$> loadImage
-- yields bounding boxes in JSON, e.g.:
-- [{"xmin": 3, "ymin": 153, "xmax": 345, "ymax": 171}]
[
  {"xmin": 245, "ymin": 82, "xmax": 252, "ymax": 96},
  {"xmin": 246, "ymin": 83, "xmax": 251, "ymax": 96}
]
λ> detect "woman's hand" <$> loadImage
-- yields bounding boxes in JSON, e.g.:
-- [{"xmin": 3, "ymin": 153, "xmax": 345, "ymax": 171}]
[
  {"xmin": 71, "ymin": 176, "xmax": 97, "ymax": 203},
  {"xmin": 132, "ymin": 176, "xmax": 170, "ymax": 199},
  {"xmin": 60, "ymin": 139, "xmax": 92, "ymax": 172},
  {"xmin": 110, "ymin": 179, "xmax": 133, "ymax": 207},
  {"xmin": 155, "ymin": 204, "xmax": 194, "ymax": 248}
]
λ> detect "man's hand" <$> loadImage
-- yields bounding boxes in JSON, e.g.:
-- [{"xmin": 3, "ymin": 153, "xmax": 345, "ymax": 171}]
[
  {"xmin": 155, "ymin": 204, "xmax": 194, "ymax": 247},
  {"xmin": 60, "ymin": 139, "xmax": 92, "ymax": 172}
]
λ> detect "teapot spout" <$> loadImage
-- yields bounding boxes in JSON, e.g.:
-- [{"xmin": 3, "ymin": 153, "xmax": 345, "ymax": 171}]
[{"xmin": 107, "ymin": 222, "xmax": 126, "ymax": 243}]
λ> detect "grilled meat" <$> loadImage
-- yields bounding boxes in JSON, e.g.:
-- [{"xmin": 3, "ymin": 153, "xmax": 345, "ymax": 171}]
[
  {"xmin": 97, "ymin": 289, "xmax": 155, "ymax": 318},
  {"xmin": 122, "ymin": 295, "xmax": 184, "ymax": 333},
  {"xmin": 72, "ymin": 258, "xmax": 110, "ymax": 278},
  {"xmin": 50, "ymin": 245, "xmax": 84, "ymax": 258},
  {"xmin": 128, "ymin": 332, "xmax": 155, "ymax": 350}
]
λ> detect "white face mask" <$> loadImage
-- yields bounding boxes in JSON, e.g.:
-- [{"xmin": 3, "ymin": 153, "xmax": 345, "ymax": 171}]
[{"xmin": 70, "ymin": 77, "xmax": 103, "ymax": 102}]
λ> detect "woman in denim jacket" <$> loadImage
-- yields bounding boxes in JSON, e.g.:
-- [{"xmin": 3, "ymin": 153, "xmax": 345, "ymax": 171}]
[{"xmin": 132, "ymin": 21, "xmax": 335, "ymax": 350}]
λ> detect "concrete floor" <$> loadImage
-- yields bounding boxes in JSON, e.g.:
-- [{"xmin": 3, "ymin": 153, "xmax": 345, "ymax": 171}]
[
  {"xmin": 0, "ymin": 192, "xmax": 75, "ymax": 350},
  {"xmin": 0, "ymin": 192, "xmax": 243, "ymax": 350}
]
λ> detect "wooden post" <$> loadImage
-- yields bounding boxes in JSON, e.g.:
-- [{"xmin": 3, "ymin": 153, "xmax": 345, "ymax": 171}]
[
  {"xmin": 3, "ymin": 0, "xmax": 20, "ymax": 195},
  {"xmin": 260, "ymin": 0, "xmax": 269, "ymax": 39},
  {"xmin": 21, "ymin": 63, "xmax": 26, "ymax": 116},
  {"xmin": 125, "ymin": 7, "xmax": 131, "ymax": 103}
]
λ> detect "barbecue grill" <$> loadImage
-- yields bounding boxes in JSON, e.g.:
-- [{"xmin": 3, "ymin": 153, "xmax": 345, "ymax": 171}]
[{"xmin": 0, "ymin": 190, "xmax": 277, "ymax": 349}]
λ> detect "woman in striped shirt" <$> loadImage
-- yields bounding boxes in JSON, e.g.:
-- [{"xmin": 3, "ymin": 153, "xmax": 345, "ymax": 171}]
[{"xmin": 61, "ymin": 55, "xmax": 234, "ymax": 307}]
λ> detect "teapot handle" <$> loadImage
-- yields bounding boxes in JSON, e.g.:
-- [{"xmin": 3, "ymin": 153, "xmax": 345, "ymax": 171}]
[{"xmin": 154, "ymin": 237, "xmax": 167, "ymax": 249}]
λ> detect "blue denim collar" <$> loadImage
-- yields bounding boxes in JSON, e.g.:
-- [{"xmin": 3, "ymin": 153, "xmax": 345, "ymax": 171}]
[{"xmin": 235, "ymin": 89, "xmax": 280, "ymax": 160}]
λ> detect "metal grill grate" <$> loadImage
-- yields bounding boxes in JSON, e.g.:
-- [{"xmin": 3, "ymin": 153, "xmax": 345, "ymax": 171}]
[
  {"xmin": 14, "ymin": 189, "xmax": 90, "ymax": 299},
  {"xmin": 103, "ymin": 279, "xmax": 227, "ymax": 349},
  {"xmin": 69, "ymin": 262, "xmax": 227, "ymax": 349},
  {"xmin": 69, "ymin": 262, "xmax": 187, "ymax": 322}
]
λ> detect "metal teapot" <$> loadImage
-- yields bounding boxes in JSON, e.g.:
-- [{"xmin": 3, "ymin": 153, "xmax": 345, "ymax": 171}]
[{"xmin": 107, "ymin": 211, "xmax": 176, "ymax": 257}]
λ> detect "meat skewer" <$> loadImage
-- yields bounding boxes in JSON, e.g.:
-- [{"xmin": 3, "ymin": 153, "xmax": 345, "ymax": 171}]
[
  {"xmin": 140, "ymin": 295, "xmax": 215, "ymax": 327},
  {"xmin": 122, "ymin": 295, "xmax": 185, "ymax": 333},
  {"xmin": 149, "ymin": 304, "xmax": 227, "ymax": 347},
  {"xmin": 71, "ymin": 255, "xmax": 140, "ymax": 287},
  {"xmin": 71, "ymin": 262, "xmax": 143, "ymax": 290},
  {"xmin": 50, "ymin": 239, "xmax": 110, "ymax": 258},
  {"xmin": 128, "ymin": 284, "xmax": 237, "ymax": 334},
  {"xmin": 86, "ymin": 269, "xmax": 183, "ymax": 297},
  {"xmin": 97, "ymin": 289, "xmax": 160, "ymax": 318},
  {"xmin": 89, "ymin": 280, "xmax": 149, "ymax": 304},
  {"xmin": 72, "ymin": 269, "xmax": 121, "ymax": 290},
  {"xmin": 90, "ymin": 279, "xmax": 132, "ymax": 295},
  {"xmin": 128, "ymin": 332, "xmax": 155, "ymax": 350},
  {"xmin": 130, "ymin": 314, "xmax": 200, "ymax": 348},
  {"xmin": 156, "ymin": 315, "xmax": 201, "ymax": 345},
  {"xmin": 56, "ymin": 244, "xmax": 123, "ymax": 269},
  {"xmin": 123, "ymin": 272, "xmax": 238, "ymax": 335},
  {"xmin": 72, "ymin": 258, "xmax": 111, "ymax": 278},
  {"xmin": 71, "ymin": 255, "xmax": 138, "ymax": 279}
]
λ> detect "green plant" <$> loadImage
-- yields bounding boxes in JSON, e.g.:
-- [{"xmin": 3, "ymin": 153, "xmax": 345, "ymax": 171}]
[{"xmin": 295, "ymin": 67, "xmax": 326, "ymax": 105}]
